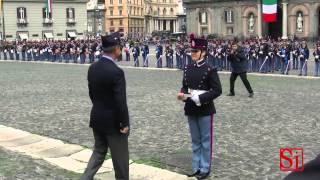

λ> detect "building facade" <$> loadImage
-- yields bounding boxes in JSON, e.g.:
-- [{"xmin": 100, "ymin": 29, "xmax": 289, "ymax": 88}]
[
  {"xmin": 104, "ymin": 0, "xmax": 144, "ymax": 38},
  {"xmin": 144, "ymin": 0, "xmax": 179, "ymax": 35},
  {"xmin": 0, "ymin": 0, "xmax": 88, "ymax": 41},
  {"xmin": 184, "ymin": 0, "xmax": 320, "ymax": 40},
  {"xmin": 176, "ymin": 0, "xmax": 186, "ymax": 33},
  {"xmin": 87, "ymin": 0, "xmax": 106, "ymax": 37}
]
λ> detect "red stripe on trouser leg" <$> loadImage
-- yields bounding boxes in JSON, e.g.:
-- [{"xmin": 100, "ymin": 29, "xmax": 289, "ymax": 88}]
[{"xmin": 209, "ymin": 114, "xmax": 213, "ymax": 169}]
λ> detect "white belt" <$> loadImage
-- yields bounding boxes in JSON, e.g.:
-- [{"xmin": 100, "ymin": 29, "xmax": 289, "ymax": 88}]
[{"xmin": 184, "ymin": 89, "xmax": 208, "ymax": 98}]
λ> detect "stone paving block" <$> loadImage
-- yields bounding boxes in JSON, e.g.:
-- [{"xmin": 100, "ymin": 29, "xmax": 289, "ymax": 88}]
[
  {"xmin": 0, "ymin": 127, "xmax": 30, "ymax": 141},
  {"xmin": 129, "ymin": 163, "xmax": 190, "ymax": 180},
  {"xmin": 45, "ymin": 156, "xmax": 111, "ymax": 174},
  {"xmin": 8, "ymin": 138, "xmax": 64, "ymax": 154},
  {"xmin": 101, "ymin": 159, "xmax": 114, "ymax": 170},
  {"xmin": 69, "ymin": 149, "xmax": 93, "ymax": 163},
  {"xmin": 45, "ymin": 156, "xmax": 87, "ymax": 173},
  {"xmin": 0, "ymin": 134, "xmax": 46, "ymax": 147},
  {"xmin": 32, "ymin": 143, "xmax": 84, "ymax": 158}
]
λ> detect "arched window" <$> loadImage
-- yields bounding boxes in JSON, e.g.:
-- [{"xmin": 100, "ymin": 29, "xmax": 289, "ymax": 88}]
[
  {"xmin": 157, "ymin": 7, "xmax": 160, "ymax": 16},
  {"xmin": 170, "ymin": 8, "xmax": 174, "ymax": 15},
  {"xmin": 199, "ymin": 11, "xmax": 207, "ymax": 24},
  {"xmin": 224, "ymin": 9, "xmax": 234, "ymax": 23},
  {"xmin": 163, "ymin": 8, "xmax": 167, "ymax": 16}
]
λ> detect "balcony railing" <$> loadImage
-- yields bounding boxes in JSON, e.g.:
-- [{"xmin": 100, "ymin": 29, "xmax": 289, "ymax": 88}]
[
  {"xmin": 66, "ymin": 18, "xmax": 76, "ymax": 24},
  {"xmin": 43, "ymin": 18, "xmax": 53, "ymax": 24},
  {"xmin": 17, "ymin": 18, "xmax": 28, "ymax": 25}
]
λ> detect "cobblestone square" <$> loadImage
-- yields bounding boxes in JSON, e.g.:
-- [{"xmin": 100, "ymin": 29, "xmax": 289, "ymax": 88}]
[{"xmin": 0, "ymin": 61, "xmax": 319, "ymax": 179}]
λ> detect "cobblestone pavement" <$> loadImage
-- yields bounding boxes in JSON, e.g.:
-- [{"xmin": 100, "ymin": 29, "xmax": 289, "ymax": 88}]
[
  {"xmin": 0, "ymin": 61, "xmax": 320, "ymax": 179},
  {"xmin": 0, "ymin": 148, "xmax": 80, "ymax": 180}
]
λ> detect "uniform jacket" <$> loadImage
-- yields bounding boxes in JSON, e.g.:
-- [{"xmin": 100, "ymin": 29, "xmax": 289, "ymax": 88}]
[
  {"xmin": 181, "ymin": 60, "xmax": 222, "ymax": 116},
  {"xmin": 87, "ymin": 56, "xmax": 130, "ymax": 134}
]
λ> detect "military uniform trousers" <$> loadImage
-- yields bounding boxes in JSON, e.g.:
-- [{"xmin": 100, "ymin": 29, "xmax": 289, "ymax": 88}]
[
  {"xmin": 81, "ymin": 130, "xmax": 129, "ymax": 180},
  {"xmin": 188, "ymin": 115, "xmax": 214, "ymax": 174}
]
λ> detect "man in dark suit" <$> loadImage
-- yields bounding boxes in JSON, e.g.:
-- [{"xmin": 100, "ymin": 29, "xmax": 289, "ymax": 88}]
[
  {"xmin": 227, "ymin": 42, "xmax": 254, "ymax": 98},
  {"xmin": 81, "ymin": 31, "xmax": 130, "ymax": 180}
]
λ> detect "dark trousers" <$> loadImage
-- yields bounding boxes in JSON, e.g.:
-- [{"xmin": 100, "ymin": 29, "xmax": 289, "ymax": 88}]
[
  {"xmin": 230, "ymin": 72, "xmax": 253, "ymax": 95},
  {"xmin": 81, "ymin": 130, "xmax": 129, "ymax": 180}
]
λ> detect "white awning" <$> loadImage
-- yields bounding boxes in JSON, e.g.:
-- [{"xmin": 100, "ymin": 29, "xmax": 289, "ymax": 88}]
[
  {"xmin": 67, "ymin": 31, "xmax": 77, "ymax": 38},
  {"xmin": 44, "ymin": 32, "xmax": 54, "ymax": 39},
  {"xmin": 19, "ymin": 33, "xmax": 28, "ymax": 40}
]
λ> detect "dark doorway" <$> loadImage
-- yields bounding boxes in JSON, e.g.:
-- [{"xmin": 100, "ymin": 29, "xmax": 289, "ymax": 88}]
[
  {"xmin": 268, "ymin": 5, "xmax": 282, "ymax": 39},
  {"xmin": 170, "ymin": 20, "xmax": 174, "ymax": 33},
  {"xmin": 163, "ymin": 20, "xmax": 167, "ymax": 30}
]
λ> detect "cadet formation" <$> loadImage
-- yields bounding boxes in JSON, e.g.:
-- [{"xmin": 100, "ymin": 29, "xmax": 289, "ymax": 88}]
[{"xmin": 0, "ymin": 37, "xmax": 320, "ymax": 77}]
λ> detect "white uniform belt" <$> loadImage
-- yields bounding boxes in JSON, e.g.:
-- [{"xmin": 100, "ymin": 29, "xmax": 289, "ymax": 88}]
[{"xmin": 184, "ymin": 89, "xmax": 208, "ymax": 98}]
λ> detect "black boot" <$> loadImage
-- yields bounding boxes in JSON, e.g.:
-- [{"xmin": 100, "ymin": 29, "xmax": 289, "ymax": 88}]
[
  {"xmin": 227, "ymin": 93, "xmax": 235, "ymax": 96},
  {"xmin": 196, "ymin": 172, "xmax": 210, "ymax": 180},
  {"xmin": 187, "ymin": 170, "xmax": 200, "ymax": 177}
]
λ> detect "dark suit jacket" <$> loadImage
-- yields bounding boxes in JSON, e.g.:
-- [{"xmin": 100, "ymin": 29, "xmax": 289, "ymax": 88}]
[{"xmin": 87, "ymin": 56, "xmax": 129, "ymax": 134}]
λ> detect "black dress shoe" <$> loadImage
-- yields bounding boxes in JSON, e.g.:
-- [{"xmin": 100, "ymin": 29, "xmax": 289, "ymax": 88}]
[
  {"xmin": 187, "ymin": 170, "xmax": 200, "ymax": 177},
  {"xmin": 196, "ymin": 172, "xmax": 210, "ymax": 180},
  {"xmin": 227, "ymin": 93, "xmax": 235, "ymax": 96}
]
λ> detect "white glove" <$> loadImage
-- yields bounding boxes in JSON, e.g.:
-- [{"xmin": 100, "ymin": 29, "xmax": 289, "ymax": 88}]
[
  {"xmin": 191, "ymin": 94, "xmax": 201, "ymax": 106},
  {"xmin": 315, "ymin": 55, "xmax": 319, "ymax": 59}
]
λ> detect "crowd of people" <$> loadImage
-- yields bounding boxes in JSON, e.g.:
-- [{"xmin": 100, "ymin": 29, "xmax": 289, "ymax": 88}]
[{"xmin": 1, "ymin": 37, "xmax": 320, "ymax": 77}]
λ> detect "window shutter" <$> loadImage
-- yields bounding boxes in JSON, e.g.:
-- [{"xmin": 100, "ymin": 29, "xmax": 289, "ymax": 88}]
[
  {"xmin": 224, "ymin": 11, "xmax": 227, "ymax": 23},
  {"xmin": 72, "ymin": 8, "xmax": 75, "ymax": 19},
  {"xmin": 231, "ymin": 11, "xmax": 234, "ymax": 23},
  {"xmin": 43, "ymin": 8, "xmax": 46, "ymax": 18},
  {"xmin": 66, "ymin": 8, "xmax": 69, "ymax": 18},
  {"xmin": 24, "ymin": 8, "xmax": 27, "ymax": 18},
  {"xmin": 17, "ymin": 8, "xmax": 20, "ymax": 18}
]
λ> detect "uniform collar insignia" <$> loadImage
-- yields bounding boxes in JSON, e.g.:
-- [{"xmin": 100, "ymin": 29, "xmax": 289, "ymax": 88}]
[{"xmin": 196, "ymin": 59, "xmax": 206, "ymax": 67}]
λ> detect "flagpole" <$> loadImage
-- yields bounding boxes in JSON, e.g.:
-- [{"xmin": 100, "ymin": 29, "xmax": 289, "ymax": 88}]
[{"xmin": 2, "ymin": 0, "xmax": 5, "ymax": 41}]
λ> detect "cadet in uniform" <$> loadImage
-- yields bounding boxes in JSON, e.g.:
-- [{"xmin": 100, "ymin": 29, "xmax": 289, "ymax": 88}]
[
  {"xmin": 141, "ymin": 43, "xmax": 149, "ymax": 67},
  {"xmin": 133, "ymin": 43, "xmax": 140, "ymax": 67},
  {"xmin": 177, "ymin": 34, "xmax": 222, "ymax": 180},
  {"xmin": 155, "ymin": 42, "xmax": 163, "ymax": 68},
  {"xmin": 313, "ymin": 44, "xmax": 320, "ymax": 76},
  {"xmin": 298, "ymin": 41, "xmax": 309, "ymax": 76}
]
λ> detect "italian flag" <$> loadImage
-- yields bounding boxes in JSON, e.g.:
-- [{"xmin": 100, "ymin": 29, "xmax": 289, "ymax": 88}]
[
  {"xmin": 45, "ymin": 0, "xmax": 52, "ymax": 13},
  {"xmin": 262, "ymin": 0, "xmax": 277, "ymax": 23}
]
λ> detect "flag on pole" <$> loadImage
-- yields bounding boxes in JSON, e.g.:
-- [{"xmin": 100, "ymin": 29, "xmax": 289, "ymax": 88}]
[
  {"xmin": 45, "ymin": 0, "xmax": 52, "ymax": 13},
  {"xmin": 262, "ymin": 0, "xmax": 277, "ymax": 22}
]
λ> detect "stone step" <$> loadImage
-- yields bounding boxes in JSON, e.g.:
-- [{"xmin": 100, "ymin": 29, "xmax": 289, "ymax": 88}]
[
  {"xmin": 0, "ymin": 134, "xmax": 46, "ymax": 147},
  {"xmin": 0, "ymin": 127, "xmax": 30, "ymax": 141},
  {"xmin": 0, "ymin": 125, "xmax": 188, "ymax": 179},
  {"xmin": 32, "ymin": 143, "xmax": 84, "ymax": 158}
]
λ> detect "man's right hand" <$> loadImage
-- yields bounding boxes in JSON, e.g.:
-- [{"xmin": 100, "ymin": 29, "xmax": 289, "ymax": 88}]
[
  {"xmin": 120, "ymin": 126, "xmax": 129, "ymax": 134},
  {"xmin": 177, "ymin": 93, "xmax": 186, "ymax": 101}
]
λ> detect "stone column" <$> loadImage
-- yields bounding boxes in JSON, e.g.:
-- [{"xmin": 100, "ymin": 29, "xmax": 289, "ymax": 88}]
[
  {"xmin": 257, "ymin": 1, "xmax": 262, "ymax": 38},
  {"xmin": 174, "ymin": 20, "xmax": 176, "ymax": 32},
  {"xmin": 282, "ymin": 2, "xmax": 288, "ymax": 39}
]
